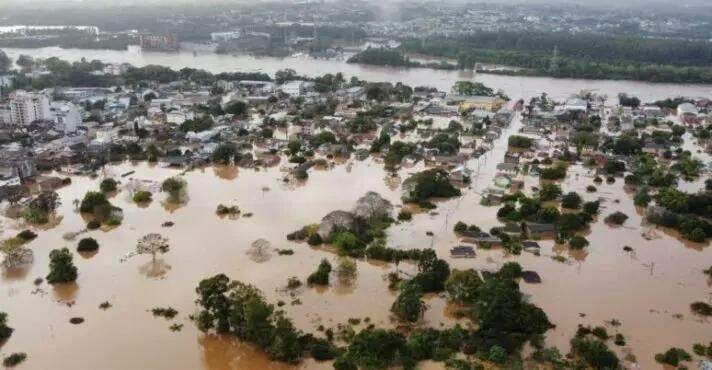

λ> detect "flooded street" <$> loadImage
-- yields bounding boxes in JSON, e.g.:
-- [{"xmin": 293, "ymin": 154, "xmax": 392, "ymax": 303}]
[
  {"xmin": 0, "ymin": 111, "xmax": 709, "ymax": 370},
  {"xmin": 3, "ymin": 46, "xmax": 712, "ymax": 102}
]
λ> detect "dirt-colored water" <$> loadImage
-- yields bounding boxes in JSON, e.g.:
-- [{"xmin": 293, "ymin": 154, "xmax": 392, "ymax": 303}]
[
  {"xmin": 1, "ymin": 113, "xmax": 710, "ymax": 370},
  {"xmin": 3, "ymin": 46, "xmax": 712, "ymax": 101}
]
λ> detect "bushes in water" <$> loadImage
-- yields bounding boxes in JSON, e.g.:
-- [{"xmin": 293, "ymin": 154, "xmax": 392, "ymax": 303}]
[
  {"xmin": 216, "ymin": 204, "xmax": 240, "ymax": 216},
  {"xmin": 161, "ymin": 177, "xmax": 186, "ymax": 199},
  {"xmin": 605, "ymin": 211, "xmax": 628, "ymax": 225},
  {"xmin": 151, "ymin": 307, "xmax": 178, "ymax": 319},
  {"xmin": 100, "ymin": 178, "xmax": 118, "ymax": 193},
  {"xmin": 582, "ymin": 200, "xmax": 600, "ymax": 215},
  {"xmin": 568, "ymin": 235, "xmax": 589, "ymax": 250},
  {"xmin": 654, "ymin": 348, "xmax": 691, "ymax": 367},
  {"xmin": 77, "ymin": 237, "xmax": 99, "ymax": 252},
  {"xmin": 0, "ymin": 312, "xmax": 13, "ymax": 341},
  {"xmin": 561, "ymin": 192, "xmax": 582, "ymax": 209},
  {"xmin": 307, "ymin": 259, "xmax": 332, "ymax": 286},
  {"xmin": 46, "ymin": 248, "xmax": 78, "ymax": 284},
  {"xmin": 570, "ymin": 337, "xmax": 619, "ymax": 369},
  {"xmin": 16, "ymin": 229, "xmax": 37, "ymax": 241},
  {"xmin": 690, "ymin": 301, "xmax": 712, "ymax": 316},
  {"xmin": 397, "ymin": 210, "xmax": 412, "ymax": 221},
  {"xmin": 133, "ymin": 190, "xmax": 152, "ymax": 204},
  {"xmin": 79, "ymin": 191, "xmax": 110, "ymax": 213},
  {"xmin": 2, "ymin": 353, "xmax": 26, "ymax": 367},
  {"xmin": 364, "ymin": 243, "xmax": 423, "ymax": 262}
]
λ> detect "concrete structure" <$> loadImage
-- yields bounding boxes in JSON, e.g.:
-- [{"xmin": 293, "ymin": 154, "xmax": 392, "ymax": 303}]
[
  {"xmin": 210, "ymin": 31, "xmax": 242, "ymax": 42},
  {"xmin": 280, "ymin": 80, "xmax": 314, "ymax": 97},
  {"xmin": 50, "ymin": 102, "xmax": 82, "ymax": 133},
  {"xmin": 8, "ymin": 90, "xmax": 51, "ymax": 126}
]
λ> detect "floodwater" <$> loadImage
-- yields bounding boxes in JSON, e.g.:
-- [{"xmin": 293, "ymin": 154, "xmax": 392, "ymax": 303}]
[
  {"xmin": 3, "ymin": 46, "xmax": 712, "ymax": 101},
  {"xmin": 1, "ymin": 112, "xmax": 709, "ymax": 370}
]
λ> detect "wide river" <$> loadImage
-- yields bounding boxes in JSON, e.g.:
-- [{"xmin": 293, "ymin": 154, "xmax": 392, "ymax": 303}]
[{"xmin": 3, "ymin": 46, "xmax": 712, "ymax": 101}]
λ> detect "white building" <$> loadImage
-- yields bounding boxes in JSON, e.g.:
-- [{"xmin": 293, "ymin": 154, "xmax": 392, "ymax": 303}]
[
  {"xmin": 0, "ymin": 105, "xmax": 11, "ymax": 125},
  {"xmin": 210, "ymin": 31, "xmax": 242, "ymax": 42},
  {"xmin": 280, "ymin": 80, "xmax": 314, "ymax": 97},
  {"xmin": 677, "ymin": 102, "xmax": 698, "ymax": 117},
  {"xmin": 9, "ymin": 90, "xmax": 51, "ymax": 126},
  {"xmin": 50, "ymin": 102, "xmax": 82, "ymax": 133}
]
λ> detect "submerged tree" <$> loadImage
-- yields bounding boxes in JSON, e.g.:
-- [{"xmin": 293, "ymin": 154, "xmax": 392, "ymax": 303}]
[
  {"xmin": 0, "ymin": 312, "xmax": 13, "ymax": 342},
  {"xmin": 136, "ymin": 233, "xmax": 170, "ymax": 262},
  {"xmin": 46, "ymin": 248, "xmax": 78, "ymax": 284}
]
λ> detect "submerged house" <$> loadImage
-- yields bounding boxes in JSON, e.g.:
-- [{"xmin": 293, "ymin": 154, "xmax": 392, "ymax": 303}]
[
  {"xmin": 525, "ymin": 222, "xmax": 557, "ymax": 238},
  {"xmin": 450, "ymin": 246, "xmax": 476, "ymax": 258}
]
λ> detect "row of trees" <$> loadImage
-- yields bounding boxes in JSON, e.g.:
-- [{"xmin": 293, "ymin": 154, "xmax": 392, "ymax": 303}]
[{"xmin": 400, "ymin": 32, "xmax": 712, "ymax": 83}]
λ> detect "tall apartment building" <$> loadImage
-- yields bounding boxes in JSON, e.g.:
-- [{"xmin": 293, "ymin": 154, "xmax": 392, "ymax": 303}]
[{"xmin": 9, "ymin": 90, "xmax": 51, "ymax": 126}]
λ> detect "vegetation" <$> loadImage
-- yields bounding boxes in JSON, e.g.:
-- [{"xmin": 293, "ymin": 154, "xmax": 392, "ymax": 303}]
[
  {"xmin": 2, "ymin": 353, "xmax": 27, "ymax": 367},
  {"xmin": 100, "ymin": 178, "xmax": 118, "ymax": 193},
  {"xmin": 568, "ymin": 235, "xmax": 589, "ymax": 250},
  {"xmin": 161, "ymin": 177, "xmax": 186, "ymax": 200},
  {"xmin": 690, "ymin": 301, "xmax": 712, "ymax": 316},
  {"xmin": 79, "ymin": 191, "xmax": 111, "ymax": 213},
  {"xmin": 195, "ymin": 274, "xmax": 307, "ymax": 363},
  {"xmin": 77, "ymin": 237, "xmax": 99, "ymax": 252},
  {"xmin": 133, "ymin": 190, "xmax": 152, "ymax": 204},
  {"xmin": 151, "ymin": 307, "xmax": 178, "ymax": 319},
  {"xmin": 402, "ymin": 31, "xmax": 712, "ymax": 83},
  {"xmin": 654, "ymin": 347, "xmax": 692, "ymax": 367},
  {"xmin": 507, "ymin": 135, "xmax": 533, "ymax": 149},
  {"xmin": 391, "ymin": 281, "xmax": 425, "ymax": 322},
  {"xmin": 605, "ymin": 211, "xmax": 628, "ymax": 225},
  {"xmin": 538, "ymin": 163, "xmax": 568, "ymax": 180},
  {"xmin": 403, "ymin": 169, "xmax": 461, "ymax": 208},
  {"xmin": 0, "ymin": 312, "xmax": 13, "ymax": 342},
  {"xmin": 561, "ymin": 192, "xmax": 582, "ymax": 210},
  {"xmin": 46, "ymin": 248, "xmax": 78, "ymax": 284},
  {"xmin": 216, "ymin": 204, "xmax": 240, "ymax": 216},
  {"xmin": 307, "ymin": 259, "xmax": 332, "ymax": 286},
  {"xmin": 179, "ymin": 115, "xmax": 213, "ymax": 133}
]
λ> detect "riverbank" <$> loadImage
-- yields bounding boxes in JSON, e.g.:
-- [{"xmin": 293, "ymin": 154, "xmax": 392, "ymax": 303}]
[{"xmin": 3, "ymin": 47, "xmax": 712, "ymax": 101}]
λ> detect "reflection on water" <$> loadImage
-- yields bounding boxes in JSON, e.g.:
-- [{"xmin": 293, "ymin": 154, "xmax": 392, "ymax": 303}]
[
  {"xmin": 213, "ymin": 165, "xmax": 239, "ymax": 181},
  {"xmin": 52, "ymin": 281, "xmax": 79, "ymax": 302},
  {"xmin": 138, "ymin": 259, "xmax": 171, "ymax": 278}
]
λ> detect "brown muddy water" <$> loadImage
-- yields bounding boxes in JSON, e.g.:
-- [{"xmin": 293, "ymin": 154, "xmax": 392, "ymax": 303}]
[{"xmin": 1, "ymin": 115, "xmax": 710, "ymax": 370}]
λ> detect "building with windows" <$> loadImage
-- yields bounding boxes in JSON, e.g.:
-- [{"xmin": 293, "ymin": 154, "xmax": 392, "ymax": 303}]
[{"xmin": 8, "ymin": 90, "xmax": 51, "ymax": 126}]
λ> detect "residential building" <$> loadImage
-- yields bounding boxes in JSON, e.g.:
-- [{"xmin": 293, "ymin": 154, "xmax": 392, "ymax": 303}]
[
  {"xmin": 8, "ymin": 90, "xmax": 51, "ymax": 126},
  {"xmin": 50, "ymin": 102, "xmax": 82, "ymax": 133}
]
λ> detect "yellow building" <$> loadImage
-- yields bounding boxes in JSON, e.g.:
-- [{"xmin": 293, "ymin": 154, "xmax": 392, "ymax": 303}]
[{"xmin": 456, "ymin": 96, "xmax": 505, "ymax": 113}]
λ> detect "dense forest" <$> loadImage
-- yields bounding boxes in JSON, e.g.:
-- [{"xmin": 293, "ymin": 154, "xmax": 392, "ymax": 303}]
[{"xmin": 400, "ymin": 32, "xmax": 712, "ymax": 83}]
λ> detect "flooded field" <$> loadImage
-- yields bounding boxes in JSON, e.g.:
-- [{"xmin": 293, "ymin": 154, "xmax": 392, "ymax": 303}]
[{"xmin": 1, "ymin": 113, "xmax": 709, "ymax": 370}]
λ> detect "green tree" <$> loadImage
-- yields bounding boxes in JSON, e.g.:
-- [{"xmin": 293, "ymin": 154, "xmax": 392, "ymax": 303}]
[
  {"xmin": 0, "ymin": 312, "xmax": 13, "ymax": 342},
  {"xmin": 391, "ymin": 281, "xmax": 425, "ymax": 322},
  {"xmin": 445, "ymin": 269, "xmax": 482, "ymax": 303},
  {"xmin": 46, "ymin": 248, "xmax": 78, "ymax": 284},
  {"xmin": 100, "ymin": 178, "xmax": 118, "ymax": 193},
  {"xmin": 79, "ymin": 191, "xmax": 110, "ymax": 213},
  {"xmin": 561, "ymin": 192, "xmax": 582, "ymax": 209}
]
